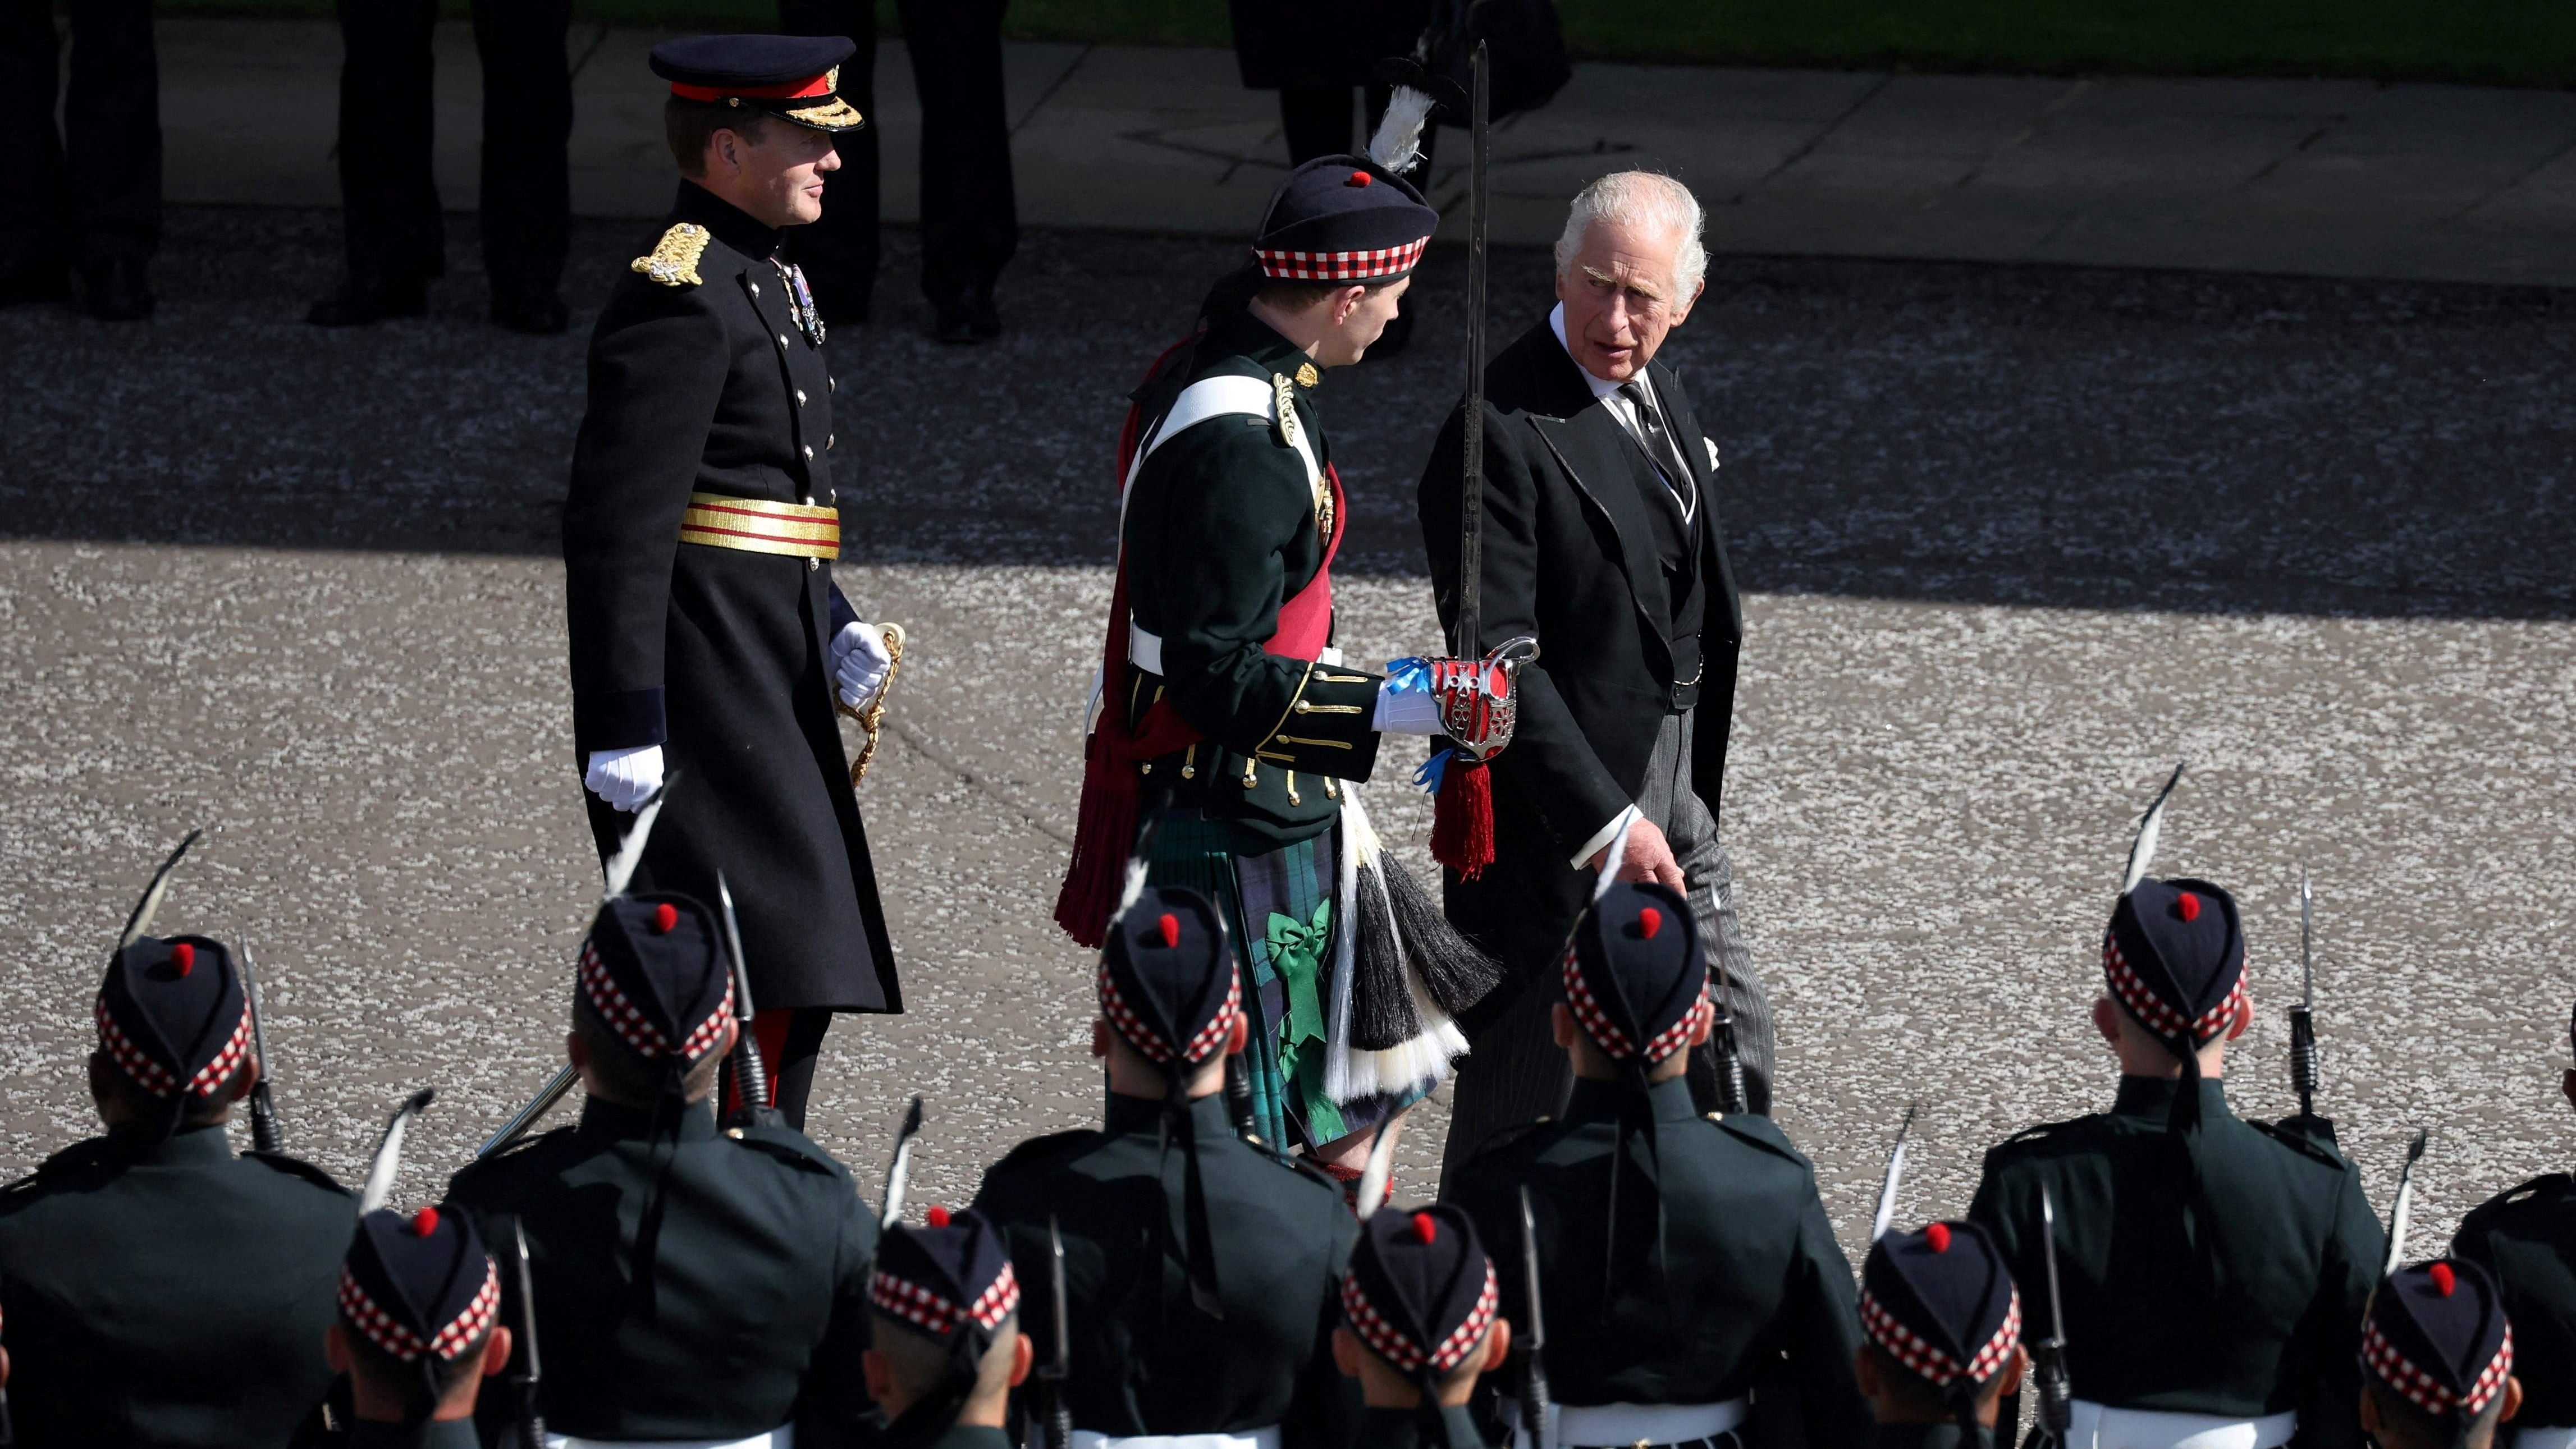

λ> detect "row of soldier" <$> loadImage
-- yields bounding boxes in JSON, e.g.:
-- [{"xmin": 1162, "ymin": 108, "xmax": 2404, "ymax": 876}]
[{"xmin": 1, "ymin": 785, "xmax": 2569, "ymax": 1449}]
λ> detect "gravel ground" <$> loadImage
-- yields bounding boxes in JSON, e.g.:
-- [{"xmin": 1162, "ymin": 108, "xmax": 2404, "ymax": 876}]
[{"xmin": 2, "ymin": 207, "xmax": 2571, "ymax": 1262}]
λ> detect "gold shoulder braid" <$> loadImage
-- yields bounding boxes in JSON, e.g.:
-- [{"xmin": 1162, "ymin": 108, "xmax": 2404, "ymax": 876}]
[
  {"xmin": 835, "ymin": 622, "xmax": 906, "ymax": 786},
  {"xmin": 1273, "ymin": 373, "xmax": 1302, "ymax": 450},
  {"xmin": 633, "ymin": 223, "xmax": 712, "ymax": 287}
]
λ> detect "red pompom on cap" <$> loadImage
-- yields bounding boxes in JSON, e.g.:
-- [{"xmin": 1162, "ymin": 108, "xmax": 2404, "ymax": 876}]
[
  {"xmin": 1925, "ymin": 1221, "xmax": 1952, "ymax": 1253},
  {"xmin": 926, "ymin": 1205, "xmax": 951, "ymax": 1228},
  {"xmin": 1636, "ymin": 907, "xmax": 1663, "ymax": 940},
  {"xmin": 1349, "ymin": 169, "xmax": 1372, "ymax": 187},
  {"xmin": 1157, "ymin": 913, "xmax": 1181, "ymax": 949},
  {"xmin": 2430, "ymin": 1261, "xmax": 2456, "ymax": 1297},
  {"xmin": 170, "ymin": 941, "xmax": 195, "ymax": 976},
  {"xmin": 653, "ymin": 902, "xmax": 679, "ymax": 934},
  {"xmin": 1411, "ymin": 1211, "xmax": 1438, "ymax": 1245},
  {"xmin": 2177, "ymin": 892, "xmax": 2202, "ymax": 923},
  {"xmin": 411, "ymin": 1206, "xmax": 440, "ymax": 1238}
]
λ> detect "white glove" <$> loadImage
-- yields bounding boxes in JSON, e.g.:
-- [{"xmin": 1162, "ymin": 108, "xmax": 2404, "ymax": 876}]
[
  {"xmin": 1372, "ymin": 679, "xmax": 1446, "ymax": 736},
  {"xmin": 584, "ymin": 745, "xmax": 665, "ymax": 812},
  {"xmin": 831, "ymin": 621, "xmax": 893, "ymax": 710}
]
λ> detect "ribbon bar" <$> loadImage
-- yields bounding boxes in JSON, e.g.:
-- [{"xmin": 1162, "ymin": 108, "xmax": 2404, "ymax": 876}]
[{"xmin": 679, "ymin": 492, "xmax": 841, "ymax": 560}]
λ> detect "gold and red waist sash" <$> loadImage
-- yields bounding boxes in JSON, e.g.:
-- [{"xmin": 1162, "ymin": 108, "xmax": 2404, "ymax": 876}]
[{"xmin": 678, "ymin": 492, "xmax": 839, "ymax": 559}]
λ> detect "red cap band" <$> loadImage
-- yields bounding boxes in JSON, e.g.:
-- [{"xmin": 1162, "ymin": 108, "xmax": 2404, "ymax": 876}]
[{"xmin": 669, "ymin": 71, "xmax": 834, "ymax": 102}]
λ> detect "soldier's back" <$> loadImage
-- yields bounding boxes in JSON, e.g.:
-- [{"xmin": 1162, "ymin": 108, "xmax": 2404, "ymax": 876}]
[
  {"xmin": 973, "ymin": 1095, "xmax": 1358, "ymax": 1446},
  {"xmin": 0, "ymin": 1127, "xmax": 352, "ymax": 1447},
  {"xmin": 2453, "ymin": 1170, "xmax": 2576, "ymax": 1431},
  {"xmin": 1966, "ymin": 1079, "xmax": 2382, "ymax": 1419},
  {"xmin": 445, "ymin": 1099, "xmax": 876, "ymax": 1442}
]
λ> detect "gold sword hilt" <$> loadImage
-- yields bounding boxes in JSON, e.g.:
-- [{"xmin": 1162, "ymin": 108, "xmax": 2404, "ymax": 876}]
[{"xmin": 836, "ymin": 621, "xmax": 905, "ymax": 786}]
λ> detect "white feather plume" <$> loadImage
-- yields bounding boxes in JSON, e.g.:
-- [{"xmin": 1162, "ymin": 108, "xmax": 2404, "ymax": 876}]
[
  {"xmin": 880, "ymin": 1096, "xmax": 925, "ymax": 1230},
  {"xmin": 1869, "ymin": 1104, "xmax": 1919, "ymax": 1241},
  {"xmin": 1593, "ymin": 809, "xmax": 1641, "ymax": 904},
  {"xmin": 1366, "ymin": 85, "xmax": 1437, "ymax": 177},
  {"xmin": 2120, "ymin": 763, "xmax": 2186, "ymax": 897},
  {"xmin": 2383, "ymin": 1129, "xmax": 2428, "ymax": 1277},
  {"xmin": 359, "ymin": 1088, "xmax": 436, "ymax": 1213},
  {"xmin": 1353, "ymin": 1121, "xmax": 1399, "ymax": 1222},
  {"xmin": 119, "ymin": 830, "xmax": 204, "ymax": 950},
  {"xmin": 600, "ymin": 779, "xmax": 673, "ymax": 901}
]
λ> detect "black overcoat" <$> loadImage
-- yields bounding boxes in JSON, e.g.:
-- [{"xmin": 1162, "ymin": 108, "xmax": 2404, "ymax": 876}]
[
  {"xmin": 1416, "ymin": 318, "xmax": 1742, "ymax": 1014},
  {"xmin": 563, "ymin": 181, "xmax": 899, "ymax": 1014},
  {"xmin": 1228, "ymin": 0, "xmax": 1431, "ymax": 90}
]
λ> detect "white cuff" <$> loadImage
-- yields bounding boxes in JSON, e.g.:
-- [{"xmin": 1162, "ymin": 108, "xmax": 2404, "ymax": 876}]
[
  {"xmin": 1571, "ymin": 805, "xmax": 1642, "ymax": 871},
  {"xmin": 1372, "ymin": 682, "xmax": 1445, "ymax": 735}
]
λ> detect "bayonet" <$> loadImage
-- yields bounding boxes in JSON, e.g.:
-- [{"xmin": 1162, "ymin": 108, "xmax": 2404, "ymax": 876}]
[
  {"xmin": 508, "ymin": 1217, "xmax": 546, "ymax": 1449},
  {"xmin": 716, "ymin": 874, "xmax": 778, "ymax": 1129},
  {"xmin": 478, "ymin": 1065, "xmax": 578, "ymax": 1161},
  {"xmin": 1038, "ymin": 1215, "xmax": 1074, "ymax": 1449},
  {"xmin": 1869, "ymin": 1104, "xmax": 1918, "ymax": 1241},
  {"xmin": 1515, "ymin": 1186, "xmax": 1553, "ymax": 1449},
  {"xmin": 2289, "ymin": 870, "xmax": 2319, "ymax": 1121},
  {"xmin": 237, "ymin": 944, "xmax": 283, "ymax": 1154},
  {"xmin": 2028, "ymin": 1187, "xmax": 2073, "ymax": 1447}
]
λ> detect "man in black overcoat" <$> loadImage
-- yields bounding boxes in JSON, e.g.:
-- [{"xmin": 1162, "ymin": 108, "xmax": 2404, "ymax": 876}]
[
  {"xmin": 1419, "ymin": 169, "xmax": 1773, "ymax": 1180},
  {"xmin": 564, "ymin": 35, "xmax": 902, "ymax": 1126}
]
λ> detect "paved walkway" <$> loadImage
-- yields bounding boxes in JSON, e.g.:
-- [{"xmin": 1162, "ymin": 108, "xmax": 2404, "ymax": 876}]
[{"xmin": 163, "ymin": 19, "xmax": 2576, "ymax": 287}]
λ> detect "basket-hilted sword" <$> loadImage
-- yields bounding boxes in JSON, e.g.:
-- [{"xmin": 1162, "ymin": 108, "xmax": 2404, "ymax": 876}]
[
  {"xmin": 1515, "ymin": 1186, "xmax": 1554, "ymax": 1449},
  {"xmin": 507, "ymin": 1216, "xmax": 546, "ymax": 1449},
  {"xmin": 1040, "ymin": 1214, "xmax": 1074, "ymax": 1449},
  {"xmin": 1453, "ymin": 38, "xmax": 1492, "ymax": 662},
  {"xmin": 2026, "ymin": 1187, "xmax": 2074, "ymax": 1448},
  {"xmin": 237, "ymin": 944, "xmax": 284, "ymax": 1154}
]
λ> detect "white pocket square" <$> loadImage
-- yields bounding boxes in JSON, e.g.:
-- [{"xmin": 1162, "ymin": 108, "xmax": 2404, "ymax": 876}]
[{"xmin": 1703, "ymin": 435, "xmax": 1722, "ymax": 470}]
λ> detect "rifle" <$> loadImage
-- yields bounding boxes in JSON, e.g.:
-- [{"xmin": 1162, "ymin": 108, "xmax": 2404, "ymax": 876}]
[
  {"xmin": 1708, "ymin": 962, "xmax": 1749, "ymax": 1116},
  {"xmin": 716, "ymin": 873, "xmax": 781, "ymax": 1130},
  {"xmin": 1222, "ymin": 1055, "xmax": 1256, "ymax": 1141},
  {"xmin": 507, "ymin": 1217, "xmax": 546, "ymax": 1449},
  {"xmin": 2279, "ymin": 870, "xmax": 2335, "ymax": 1147},
  {"xmin": 1038, "ymin": 1216, "xmax": 1074, "ymax": 1449},
  {"xmin": 479, "ymin": 1066, "xmax": 578, "ymax": 1161},
  {"xmin": 237, "ymin": 944, "xmax": 283, "ymax": 1154},
  {"xmin": 1514, "ymin": 1186, "xmax": 1553, "ymax": 1449},
  {"xmin": 2023, "ymin": 1187, "xmax": 2073, "ymax": 1449}
]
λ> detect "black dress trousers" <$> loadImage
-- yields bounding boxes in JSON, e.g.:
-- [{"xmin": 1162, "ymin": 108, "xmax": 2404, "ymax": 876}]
[
  {"xmin": 0, "ymin": 0, "xmax": 161, "ymax": 274},
  {"xmin": 330, "ymin": 0, "xmax": 571, "ymax": 296},
  {"xmin": 777, "ymin": 0, "xmax": 1017, "ymax": 320}
]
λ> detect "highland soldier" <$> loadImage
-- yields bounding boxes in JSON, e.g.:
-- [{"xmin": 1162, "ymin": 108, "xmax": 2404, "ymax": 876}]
[
  {"xmin": 326, "ymin": 1204, "xmax": 516, "ymax": 1448},
  {"xmin": 1854, "ymin": 1221, "xmax": 2026, "ymax": 1448},
  {"xmin": 1967, "ymin": 777, "xmax": 2384, "ymax": 1447},
  {"xmin": 974, "ymin": 884, "xmax": 1362, "ymax": 1449},
  {"xmin": 863, "ymin": 1207, "xmax": 1035, "ymax": 1449},
  {"xmin": 1054, "ymin": 104, "xmax": 1521, "ymax": 1183},
  {"xmin": 563, "ymin": 34, "xmax": 902, "ymax": 1126},
  {"xmin": 2357, "ymin": 1258, "xmax": 2524, "ymax": 1449},
  {"xmin": 2450, "ymin": 1000, "xmax": 2576, "ymax": 1442},
  {"xmin": 1334, "ymin": 1204, "xmax": 1513, "ymax": 1449}
]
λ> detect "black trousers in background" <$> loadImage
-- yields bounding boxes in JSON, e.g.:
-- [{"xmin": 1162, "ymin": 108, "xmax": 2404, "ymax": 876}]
[
  {"xmin": 0, "ymin": 0, "xmax": 159, "ymax": 274},
  {"xmin": 778, "ymin": 0, "xmax": 1017, "ymax": 320},
  {"xmin": 330, "ymin": 0, "xmax": 571, "ymax": 297},
  {"xmin": 1277, "ymin": 81, "xmax": 1436, "ymax": 181}
]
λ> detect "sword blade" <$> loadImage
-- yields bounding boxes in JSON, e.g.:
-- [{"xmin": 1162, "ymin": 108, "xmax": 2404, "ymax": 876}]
[{"xmin": 1452, "ymin": 40, "xmax": 1491, "ymax": 658}]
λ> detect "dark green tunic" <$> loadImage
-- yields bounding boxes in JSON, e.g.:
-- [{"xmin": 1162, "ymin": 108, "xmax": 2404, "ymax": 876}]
[
  {"xmin": 1966, "ymin": 1077, "xmax": 2382, "ymax": 1436},
  {"xmin": 443, "ymin": 1097, "xmax": 877, "ymax": 1444},
  {"xmin": 1443, "ymin": 1077, "xmax": 1870, "ymax": 1443},
  {"xmin": 971, "ymin": 1092, "xmax": 1361, "ymax": 1449},
  {"xmin": 2451, "ymin": 1171, "xmax": 2576, "ymax": 1429},
  {"xmin": 1353, "ymin": 1404, "xmax": 1487, "ymax": 1449},
  {"xmin": 0, "ymin": 1125, "xmax": 353, "ymax": 1448}
]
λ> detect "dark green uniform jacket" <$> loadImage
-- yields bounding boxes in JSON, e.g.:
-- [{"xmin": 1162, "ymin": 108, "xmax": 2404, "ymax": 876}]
[
  {"xmin": 348, "ymin": 1418, "xmax": 483, "ymax": 1449},
  {"xmin": 1353, "ymin": 1404, "xmax": 1486, "ymax": 1449},
  {"xmin": 2453, "ymin": 1171, "xmax": 2576, "ymax": 1429},
  {"xmin": 1444, "ymin": 1077, "xmax": 1870, "ymax": 1443},
  {"xmin": 1966, "ymin": 1077, "xmax": 2382, "ymax": 1435},
  {"xmin": 0, "ymin": 1124, "xmax": 353, "ymax": 1448},
  {"xmin": 972, "ymin": 1092, "xmax": 1361, "ymax": 1448},
  {"xmin": 444, "ymin": 1097, "xmax": 877, "ymax": 1444},
  {"xmin": 1120, "ymin": 306, "xmax": 1384, "ymax": 847}
]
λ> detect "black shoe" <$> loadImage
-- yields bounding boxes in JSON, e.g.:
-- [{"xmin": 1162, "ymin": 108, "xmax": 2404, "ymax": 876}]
[
  {"xmin": 81, "ymin": 259, "xmax": 153, "ymax": 322},
  {"xmin": 930, "ymin": 295, "xmax": 985, "ymax": 345},
  {"xmin": 307, "ymin": 275, "xmax": 428, "ymax": 327},
  {"xmin": 490, "ymin": 289, "xmax": 569, "ymax": 335},
  {"xmin": 967, "ymin": 292, "xmax": 1001, "ymax": 341}
]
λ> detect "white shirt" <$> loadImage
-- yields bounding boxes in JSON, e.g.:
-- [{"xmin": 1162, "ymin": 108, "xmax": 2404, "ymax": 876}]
[{"xmin": 1548, "ymin": 304, "xmax": 1696, "ymax": 523}]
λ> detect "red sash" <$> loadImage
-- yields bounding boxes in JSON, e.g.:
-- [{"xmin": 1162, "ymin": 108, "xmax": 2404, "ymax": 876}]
[{"xmin": 1054, "ymin": 350, "xmax": 1346, "ymax": 947}]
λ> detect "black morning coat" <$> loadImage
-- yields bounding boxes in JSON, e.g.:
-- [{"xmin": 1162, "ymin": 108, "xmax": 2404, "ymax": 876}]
[
  {"xmin": 446, "ymin": 1097, "xmax": 880, "ymax": 1446},
  {"xmin": 562, "ymin": 180, "xmax": 899, "ymax": 1014},
  {"xmin": 1416, "ymin": 318, "xmax": 1743, "ymax": 1011},
  {"xmin": 1444, "ymin": 1076, "xmax": 1871, "ymax": 1443},
  {"xmin": 1967, "ymin": 1078, "xmax": 2384, "ymax": 1439},
  {"xmin": 972, "ymin": 1092, "xmax": 1364, "ymax": 1449},
  {"xmin": 0, "ymin": 1125, "xmax": 354, "ymax": 1446},
  {"xmin": 2453, "ymin": 1168, "xmax": 2576, "ymax": 1429}
]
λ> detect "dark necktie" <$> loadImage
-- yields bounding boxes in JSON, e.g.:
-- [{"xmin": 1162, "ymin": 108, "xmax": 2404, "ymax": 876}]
[{"xmin": 1617, "ymin": 380, "xmax": 1696, "ymax": 523}]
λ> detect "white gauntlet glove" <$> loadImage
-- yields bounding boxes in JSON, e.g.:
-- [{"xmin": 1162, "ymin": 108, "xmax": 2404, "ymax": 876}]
[
  {"xmin": 1372, "ymin": 679, "xmax": 1447, "ymax": 736},
  {"xmin": 584, "ymin": 745, "xmax": 665, "ymax": 812},
  {"xmin": 831, "ymin": 621, "xmax": 894, "ymax": 710}
]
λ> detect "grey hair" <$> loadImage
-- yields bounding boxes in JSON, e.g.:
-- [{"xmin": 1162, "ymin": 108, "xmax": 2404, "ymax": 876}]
[{"xmin": 1553, "ymin": 171, "xmax": 1708, "ymax": 299}]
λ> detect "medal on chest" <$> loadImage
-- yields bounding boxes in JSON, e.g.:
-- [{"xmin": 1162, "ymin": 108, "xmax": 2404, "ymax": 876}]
[{"xmin": 774, "ymin": 259, "xmax": 826, "ymax": 347}]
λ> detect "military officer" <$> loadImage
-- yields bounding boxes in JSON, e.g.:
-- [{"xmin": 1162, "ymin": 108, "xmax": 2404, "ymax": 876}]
[
  {"xmin": 864, "ymin": 1206, "xmax": 1033, "ymax": 1449},
  {"xmin": 443, "ymin": 887, "xmax": 879, "ymax": 1445},
  {"xmin": 565, "ymin": 34, "xmax": 903, "ymax": 1126},
  {"xmin": 1054, "ymin": 140, "xmax": 1504, "ymax": 1173},
  {"xmin": 326, "ymin": 1203, "xmax": 515, "ymax": 1447},
  {"xmin": 2358, "ymin": 1258, "xmax": 2524, "ymax": 1449},
  {"xmin": 974, "ymin": 884, "xmax": 1362, "ymax": 1449},
  {"xmin": 1444, "ymin": 879, "xmax": 1869, "ymax": 1446},
  {"xmin": 1854, "ymin": 1221, "xmax": 2025, "ymax": 1448},
  {"xmin": 1968, "ymin": 869, "xmax": 2385, "ymax": 1446},
  {"xmin": 1335, "ymin": 1204, "xmax": 1512, "ymax": 1449},
  {"xmin": 2450, "ymin": 1001, "xmax": 2576, "ymax": 1442},
  {"xmin": 0, "ymin": 852, "xmax": 354, "ymax": 1446}
]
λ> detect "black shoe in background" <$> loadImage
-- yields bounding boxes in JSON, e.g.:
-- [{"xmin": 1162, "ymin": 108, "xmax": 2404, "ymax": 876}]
[
  {"xmin": 306, "ymin": 274, "xmax": 429, "ymax": 327},
  {"xmin": 0, "ymin": 261, "xmax": 72, "ymax": 308},
  {"xmin": 930, "ymin": 294, "xmax": 983, "ymax": 345},
  {"xmin": 81, "ymin": 259, "xmax": 154, "ymax": 322},
  {"xmin": 490, "ymin": 288, "xmax": 570, "ymax": 336},
  {"xmin": 967, "ymin": 291, "xmax": 1001, "ymax": 341}
]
